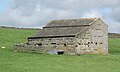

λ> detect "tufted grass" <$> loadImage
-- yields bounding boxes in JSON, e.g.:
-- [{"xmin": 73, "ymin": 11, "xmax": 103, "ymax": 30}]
[{"xmin": 0, "ymin": 28, "xmax": 120, "ymax": 72}]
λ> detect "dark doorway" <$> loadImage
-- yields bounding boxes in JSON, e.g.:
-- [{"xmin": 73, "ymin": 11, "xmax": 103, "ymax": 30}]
[{"xmin": 57, "ymin": 50, "xmax": 64, "ymax": 55}]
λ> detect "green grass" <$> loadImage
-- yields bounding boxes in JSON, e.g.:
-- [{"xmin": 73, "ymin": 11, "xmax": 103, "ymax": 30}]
[
  {"xmin": 0, "ymin": 28, "xmax": 120, "ymax": 72},
  {"xmin": 108, "ymin": 38, "xmax": 120, "ymax": 54}
]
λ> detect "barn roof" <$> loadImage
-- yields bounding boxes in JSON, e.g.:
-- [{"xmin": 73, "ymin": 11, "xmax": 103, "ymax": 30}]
[
  {"xmin": 28, "ymin": 18, "xmax": 98, "ymax": 39},
  {"xmin": 46, "ymin": 18, "xmax": 96, "ymax": 27}
]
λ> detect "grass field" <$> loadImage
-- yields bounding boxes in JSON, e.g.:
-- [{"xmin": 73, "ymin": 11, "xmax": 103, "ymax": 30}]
[{"xmin": 0, "ymin": 28, "xmax": 120, "ymax": 72}]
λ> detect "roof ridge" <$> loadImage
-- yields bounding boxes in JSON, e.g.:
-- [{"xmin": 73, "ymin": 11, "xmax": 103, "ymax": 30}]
[
  {"xmin": 49, "ymin": 18, "xmax": 97, "ymax": 21},
  {"xmin": 45, "ymin": 18, "xmax": 97, "ymax": 27}
]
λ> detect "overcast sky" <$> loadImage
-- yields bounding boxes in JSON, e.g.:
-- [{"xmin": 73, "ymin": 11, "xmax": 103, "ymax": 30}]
[{"xmin": 0, "ymin": 0, "xmax": 120, "ymax": 33}]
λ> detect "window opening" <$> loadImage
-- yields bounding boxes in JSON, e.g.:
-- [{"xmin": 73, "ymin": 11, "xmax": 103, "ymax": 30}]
[
  {"xmin": 88, "ymin": 45, "xmax": 89, "ymax": 47},
  {"xmin": 37, "ymin": 43, "xmax": 42, "ymax": 46},
  {"xmin": 88, "ymin": 42, "xmax": 90, "ymax": 44},
  {"xmin": 95, "ymin": 42, "xmax": 97, "ymax": 45},
  {"xmin": 64, "ymin": 44, "xmax": 66, "ymax": 47},
  {"xmin": 51, "ymin": 43, "xmax": 56, "ymax": 44},
  {"xmin": 100, "ymin": 43, "xmax": 103, "ymax": 44},
  {"xmin": 76, "ymin": 45, "xmax": 78, "ymax": 47}
]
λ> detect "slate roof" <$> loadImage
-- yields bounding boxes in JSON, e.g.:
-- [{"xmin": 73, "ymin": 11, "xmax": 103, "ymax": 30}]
[
  {"xmin": 34, "ymin": 27, "xmax": 86, "ymax": 37},
  {"xmin": 28, "ymin": 18, "xmax": 98, "ymax": 38},
  {"xmin": 46, "ymin": 18, "xmax": 96, "ymax": 27}
]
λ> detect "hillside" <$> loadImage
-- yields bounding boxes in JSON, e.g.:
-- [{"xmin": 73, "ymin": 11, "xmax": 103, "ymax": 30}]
[
  {"xmin": 108, "ymin": 33, "xmax": 120, "ymax": 38},
  {"xmin": 0, "ymin": 28, "xmax": 120, "ymax": 72}
]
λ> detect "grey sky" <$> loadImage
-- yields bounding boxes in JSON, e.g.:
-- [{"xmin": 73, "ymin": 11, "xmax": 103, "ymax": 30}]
[{"xmin": 0, "ymin": 0, "xmax": 120, "ymax": 33}]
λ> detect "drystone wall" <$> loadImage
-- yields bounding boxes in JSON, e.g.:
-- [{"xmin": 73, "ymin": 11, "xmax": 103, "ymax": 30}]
[
  {"xmin": 75, "ymin": 19, "xmax": 108, "ymax": 54},
  {"xmin": 14, "ymin": 43, "xmax": 45, "ymax": 53},
  {"xmin": 15, "ymin": 37, "xmax": 77, "ymax": 55},
  {"xmin": 108, "ymin": 33, "xmax": 120, "ymax": 38}
]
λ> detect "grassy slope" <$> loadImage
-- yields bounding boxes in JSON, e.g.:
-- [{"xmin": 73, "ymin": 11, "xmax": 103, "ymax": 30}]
[{"xmin": 0, "ymin": 28, "xmax": 120, "ymax": 72}]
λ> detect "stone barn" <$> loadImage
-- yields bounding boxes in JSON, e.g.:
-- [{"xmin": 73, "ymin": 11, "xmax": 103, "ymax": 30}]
[{"xmin": 14, "ymin": 18, "xmax": 108, "ymax": 55}]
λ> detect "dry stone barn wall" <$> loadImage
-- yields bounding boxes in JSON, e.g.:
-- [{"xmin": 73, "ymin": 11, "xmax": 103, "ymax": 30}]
[
  {"xmin": 77, "ymin": 20, "xmax": 108, "ymax": 54},
  {"xmin": 90, "ymin": 19, "xmax": 108, "ymax": 54},
  {"xmin": 76, "ymin": 19, "xmax": 108, "ymax": 54},
  {"xmin": 28, "ymin": 37, "xmax": 76, "ymax": 55}
]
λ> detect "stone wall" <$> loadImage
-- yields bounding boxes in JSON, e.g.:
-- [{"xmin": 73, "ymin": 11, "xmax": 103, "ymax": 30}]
[
  {"xmin": 15, "ymin": 37, "xmax": 76, "ymax": 55},
  {"xmin": 14, "ymin": 43, "xmax": 45, "ymax": 53},
  {"xmin": 75, "ymin": 19, "xmax": 108, "ymax": 54}
]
